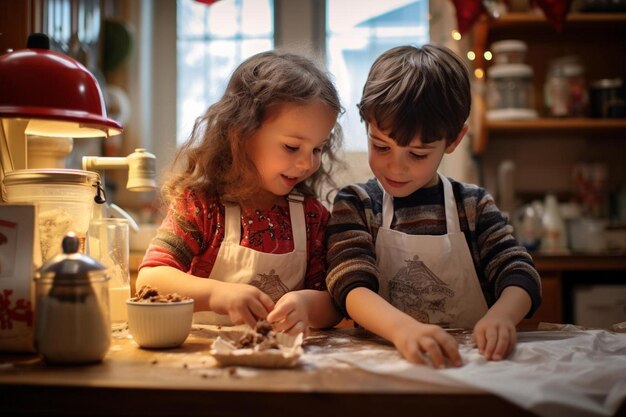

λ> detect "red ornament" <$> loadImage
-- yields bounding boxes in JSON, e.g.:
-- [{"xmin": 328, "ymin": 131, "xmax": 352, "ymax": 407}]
[
  {"xmin": 450, "ymin": 0, "xmax": 486, "ymax": 34},
  {"xmin": 533, "ymin": 0, "xmax": 573, "ymax": 32}
]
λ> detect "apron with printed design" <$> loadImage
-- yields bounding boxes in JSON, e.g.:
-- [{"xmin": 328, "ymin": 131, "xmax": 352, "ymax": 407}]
[
  {"xmin": 374, "ymin": 174, "xmax": 488, "ymax": 329},
  {"xmin": 194, "ymin": 194, "xmax": 307, "ymax": 325}
]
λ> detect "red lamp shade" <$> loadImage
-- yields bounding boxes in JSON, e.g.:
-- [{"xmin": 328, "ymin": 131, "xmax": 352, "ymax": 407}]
[{"xmin": 0, "ymin": 33, "xmax": 122, "ymax": 138}]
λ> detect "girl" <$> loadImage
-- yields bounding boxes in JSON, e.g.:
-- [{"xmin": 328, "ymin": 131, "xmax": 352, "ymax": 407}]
[{"xmin": 137, "ymin": 51, "xmax": 344, "ymax": 335}]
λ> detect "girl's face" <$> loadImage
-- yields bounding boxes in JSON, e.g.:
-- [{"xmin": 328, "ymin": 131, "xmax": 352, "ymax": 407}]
[
  {"xmin": 367, "ymin": 121, "xmax": 466, "ymax": 198},
  {"xmin": 246, "ymin": 100, "xmax": 336, "ymax": 205}
]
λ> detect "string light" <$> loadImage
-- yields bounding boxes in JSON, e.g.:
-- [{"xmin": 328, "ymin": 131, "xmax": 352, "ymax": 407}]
[
  {"xmin": 467, "ymin": 51, "xmax": 476, "ymax": 61},
  {"xmin": 484, "ymin": 51, "xmax": 493, "ymax": 61},
  {"xmin": 451, "ymin": 30, "xmax": 462, "ymax": 41},
  {"xmin": 474, "ymin": 68, "xmax": 484, "ymax": 79}
]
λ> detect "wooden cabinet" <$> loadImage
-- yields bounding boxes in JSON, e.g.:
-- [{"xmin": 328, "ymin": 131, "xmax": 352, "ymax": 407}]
[
  {"xmin": 472, "ymin": 12, "xmax": 626, "ymax": 154},
  {"xmin": 471, "ymin": 12, "xmax": 626, "ymax": 198},
  {"xmin": 0, "ymin": 0, "xmax": 42, "ymax": 53},
  {"xmin": 525, "ymin": 254, "xmax": 626, "ymax": 326},
  {"xmin": 0, "ymin": 0, "xmax": 105, "ymax": 57},
  {"xmin": 471, "ymin": 12, "xmax": 626, "ymax": 325}
]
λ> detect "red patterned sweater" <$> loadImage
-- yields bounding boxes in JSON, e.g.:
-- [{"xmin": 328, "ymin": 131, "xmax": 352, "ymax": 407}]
[{"xmin": 139, "ymin": 191, "xmax": 329, "ymax": 291}]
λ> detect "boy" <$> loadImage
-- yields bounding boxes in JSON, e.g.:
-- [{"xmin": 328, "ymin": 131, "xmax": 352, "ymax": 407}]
[{"xmin": 325, "ymin": 44, "xmax": 541, "ymax": 368}]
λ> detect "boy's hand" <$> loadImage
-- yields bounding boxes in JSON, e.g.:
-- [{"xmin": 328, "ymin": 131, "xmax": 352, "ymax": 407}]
[
  {"xmin": 266, "ymin": 292, "xmax": 308, "ymax": 336},
  {"xmin": 472, "ymin": 314, "xmax": 517, "ymax": 361},
  {"xmin": 208, "ymin": 281, "xmax": 274, "ymax": 328},
  {"xmin": 391, "ymin": 322, "xmax": 462, "ymax": 368}
]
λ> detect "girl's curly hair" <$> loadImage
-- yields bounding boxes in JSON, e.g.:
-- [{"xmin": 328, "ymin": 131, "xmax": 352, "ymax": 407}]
[{"xmin": 163, "ymin": 50, "xmax": 343, "ymax": 206}]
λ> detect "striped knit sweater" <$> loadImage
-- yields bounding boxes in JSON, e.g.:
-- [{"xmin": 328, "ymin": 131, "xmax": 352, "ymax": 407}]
[{"xmin": 325, "ymin": 176, "xmax": 542, "ymax": 319}]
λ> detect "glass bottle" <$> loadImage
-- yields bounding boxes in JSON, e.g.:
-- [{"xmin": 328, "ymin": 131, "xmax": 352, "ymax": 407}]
[{"xmin": 540, "ymin": 194, "xmax": 568, "ymax": 254}]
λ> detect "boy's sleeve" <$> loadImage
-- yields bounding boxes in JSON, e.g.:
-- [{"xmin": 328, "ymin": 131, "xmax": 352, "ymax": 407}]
[
  {"xmin": 139, "ymin": 191, "xmax": 209, "ymax": 272},
  {"xmin": 474, "ymin": 191, "xmax": 542, "ymax": 317},
  {"xmin": 325, "ymin": 185, "xmax": 380, "ymax": 318}
]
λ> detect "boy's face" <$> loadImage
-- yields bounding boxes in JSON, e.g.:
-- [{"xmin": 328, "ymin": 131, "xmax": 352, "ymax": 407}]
[
  {"xmin": 367, "ymin": 121, "xmax": 465, "ymax": 198},
  {"xmin": 246, "ymin": 100, "xmax": 335, "ymax": 205}
]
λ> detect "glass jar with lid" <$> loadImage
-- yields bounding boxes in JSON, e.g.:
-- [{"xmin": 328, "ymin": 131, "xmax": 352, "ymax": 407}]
[
  {"xmin": 544, "ymin": 56, "xmax": 588, "ymax": 117},
  {"xmin": 486, "ymin": 64, "xmax": 538, "ymax": 120},
  {"xmin": 491, "ymin": 40, "xmax": 527, "ymax": 65}
]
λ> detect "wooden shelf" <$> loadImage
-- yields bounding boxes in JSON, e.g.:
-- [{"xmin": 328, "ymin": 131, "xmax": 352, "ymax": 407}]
[
  {"xmin": 473, "ymin": 118, "xmax": 626, "ymax": 154},
  {"xmin": 487, "ymin": 12, "xmax": 626, "ymax": 28},
  {"xmin": 471, "ymin": 12, "xmax": 626, "ymax": 154},
  {"xmin": 533, "ymin": 253, "xmax": 626, "ymax": 272},
  {"xmin": 486, "ymin": 118, "xmax": 626, "ymax": 133}
]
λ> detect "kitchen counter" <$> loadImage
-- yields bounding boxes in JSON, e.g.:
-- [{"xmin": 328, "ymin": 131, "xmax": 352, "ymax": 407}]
[
  {"xmin": 1, "ymin": 325, "xmax": 625, "ymax": 417},
  {"xmin": 532, "ymin": 252, "xmax": 626, "ymax": 272},
  {"xmin": 0, "ymin": 326, "xmax": 513, "ymax": 417}
]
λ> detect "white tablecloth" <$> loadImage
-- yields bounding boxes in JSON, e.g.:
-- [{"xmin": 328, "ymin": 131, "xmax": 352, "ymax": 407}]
[{"xmin": 305, "ymin": 329, "xmax": 626, "ymax": 417}]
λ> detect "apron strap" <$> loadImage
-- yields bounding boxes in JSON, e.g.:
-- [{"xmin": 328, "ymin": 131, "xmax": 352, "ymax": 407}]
[
  {"xmin": 380, "ymin": 174, "xmax": 460, "ymax": 233},
  {"xmin": 223, "ymin": 205, "xmax": 242, "ymax": 244},
  {"xmin": 380, "ymin": 180, "xmax": 394, "ymax": 230},
  {"xmin": 222, "ymin": 194, "xmax": 306, "ymax": 250},
  {"xmin": 287, "ymin": 193, "xmax": 306, "ymax": 251},
  {"xmin": 440, "ymin": 174, "xmax": 461, "ymax": 234}
]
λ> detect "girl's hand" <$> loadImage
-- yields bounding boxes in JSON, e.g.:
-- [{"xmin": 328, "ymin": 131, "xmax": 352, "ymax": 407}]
[
  {"xmin": 472, "ymin": 314, "xmax": 517, "ymax": 361},
  {"xmin": 391, "ymin": 322, "xmax": 462, "ymax": 368},
  {"xmin": 266, "ymin": 292, "xmax": 308, "ymax": 336},
  {"xmin": 208, "ymin": 281, "xmax": 274, "ymax": 328}
]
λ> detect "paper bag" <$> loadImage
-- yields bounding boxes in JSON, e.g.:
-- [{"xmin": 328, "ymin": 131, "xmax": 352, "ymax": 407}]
[{"xmin": 0, "ymin": 204, "xmax": 37, "ymax": 352}]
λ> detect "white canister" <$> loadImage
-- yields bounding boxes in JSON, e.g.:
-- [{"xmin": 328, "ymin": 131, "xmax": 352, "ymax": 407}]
[
  {"xmin": 3, "ymin": 169, "xmax": 102, "ymax": 263},
  {"xmin": 487, "ymin": 64, "xmax": 538, "ymax": 120},
  {"xmin": 541, "ymin": 194, "xmax": 568, "ymax": 254}
]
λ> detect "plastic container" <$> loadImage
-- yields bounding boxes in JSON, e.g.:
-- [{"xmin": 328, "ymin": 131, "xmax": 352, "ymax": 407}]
[
  {"xmin": 3, "ymin": 169, "xmax": 102, "ymax": 262},
  {"xmin": 568, "ymin": 217, "xmax": 607, "ymax": 253},
  {"xmin": 491, "ymin": 40, "xmax": 527, "ymax": 65},
  {"xmin": 540, "ymin": 194, "xmax": 568, "ymax": 254},
  {"xmin": 513, "ymin": 201, "xmax": 543, "ymax": 251},
  {"xmin": 487, "ymin": 64, "xmax": 538, "ymax": 120},
  {"xmin": 89, "ymin": 218, "xmax": 130, "ymax": 323}
]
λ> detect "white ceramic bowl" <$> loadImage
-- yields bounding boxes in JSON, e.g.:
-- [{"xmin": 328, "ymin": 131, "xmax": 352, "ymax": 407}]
[{"xmin": 126, "ymin": 299, "xmax": 194, "ymax": 348}]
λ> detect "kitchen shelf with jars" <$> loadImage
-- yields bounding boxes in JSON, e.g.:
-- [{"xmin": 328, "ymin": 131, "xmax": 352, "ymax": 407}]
[
  {"xmin": 469, "ymin": 9, "xmax": 626, "ymax": 327},
  {"xmin": 472, "ymin": 12, "xmax": 626, "ymax": 155}
]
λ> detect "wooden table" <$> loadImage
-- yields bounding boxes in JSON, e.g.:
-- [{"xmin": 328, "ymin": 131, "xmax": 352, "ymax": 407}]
[{"xmin": 0, "ymin": 326, "xmax": 619, "ymax": 417}]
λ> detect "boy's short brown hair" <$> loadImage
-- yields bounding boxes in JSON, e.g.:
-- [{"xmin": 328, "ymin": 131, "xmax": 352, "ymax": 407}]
[{"xmin": 358, "ymin": 44, "xmax": 471, "ymax": 146}]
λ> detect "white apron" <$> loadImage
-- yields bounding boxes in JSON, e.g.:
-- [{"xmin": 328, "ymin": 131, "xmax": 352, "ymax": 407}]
[
  {"xmin": 374, "ymin": 174, "xmax": 488, "ymax": 329},
  {"xmin": 194, "ymin": 194, "xmax": 307, "ymax": 325}
]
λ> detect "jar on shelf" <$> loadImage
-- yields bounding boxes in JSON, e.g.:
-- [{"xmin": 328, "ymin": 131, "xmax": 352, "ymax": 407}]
[
  {"xmin": 491, "ymin": 40, "xmax": 527, "ymax": 65},
  {"xmin": 486, "ymin": 63, "xmax": 538, "ymax": 120},
  {"xmin": 589, "ymin": 78, "xmax": 626, "ymax": 118},
  {"xmin": 544, "ymin": 56, "xmax": 588, "ymax": 117}
]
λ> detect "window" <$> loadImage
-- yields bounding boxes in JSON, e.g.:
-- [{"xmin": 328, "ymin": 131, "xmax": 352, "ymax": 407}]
[
  {"xmin": 177, "ymin": 0, "xmax": 274, "ymax": 145},
  {"xmin": 326, "ymin": 0, "xmax": 429, "ymax": 151},
  {"xmin": 175, "ymin": 0, "xmax": 429, "ymax": 150}
]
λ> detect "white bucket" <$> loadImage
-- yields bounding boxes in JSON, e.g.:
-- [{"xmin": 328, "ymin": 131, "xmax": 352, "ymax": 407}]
[{"xmin": 3, "ymin": 169, "xmax": 101, "ymax": 262}]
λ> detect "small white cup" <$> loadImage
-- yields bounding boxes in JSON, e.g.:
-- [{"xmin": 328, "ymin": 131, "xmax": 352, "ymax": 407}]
[{"xmin": 126, "ymin": 299, "xmax": 194, "ymax": 348}]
